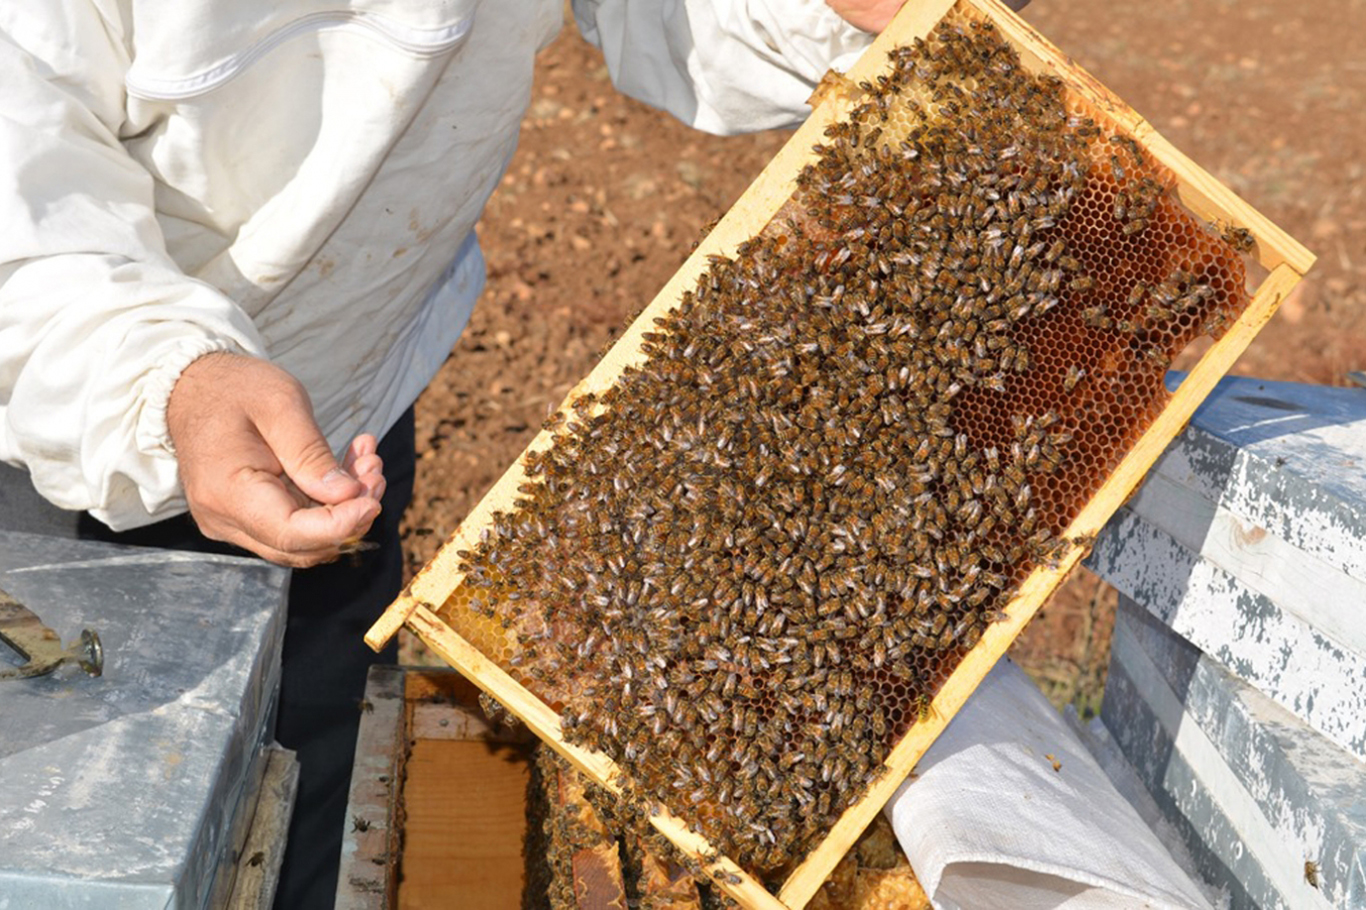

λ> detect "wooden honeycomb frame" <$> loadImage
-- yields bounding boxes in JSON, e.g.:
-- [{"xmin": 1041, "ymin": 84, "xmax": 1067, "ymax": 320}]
[{"xmin": 367, "ymin": 1, "xmax": 1314, "ymax": 906}]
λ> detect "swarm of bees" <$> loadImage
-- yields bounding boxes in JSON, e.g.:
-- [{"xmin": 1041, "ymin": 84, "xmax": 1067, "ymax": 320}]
[{"xmin": 444, "ymin": 13, "xmax": 1251, "ymax": 881}]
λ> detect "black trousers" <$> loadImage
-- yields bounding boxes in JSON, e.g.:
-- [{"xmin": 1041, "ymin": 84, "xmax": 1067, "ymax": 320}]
[{"xmin": 0, "ymin": 408, "xmax": 415, "ymax": 909}]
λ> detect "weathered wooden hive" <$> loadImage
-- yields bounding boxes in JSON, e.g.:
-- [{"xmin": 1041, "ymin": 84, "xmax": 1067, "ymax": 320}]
[
  {"xmin": 367, "ymin": 0, "xmax": 1313, "ymax": 906},
  {"xmin": 1082, "ymin": 375, "xmax": 1366, "ymax": 908}
]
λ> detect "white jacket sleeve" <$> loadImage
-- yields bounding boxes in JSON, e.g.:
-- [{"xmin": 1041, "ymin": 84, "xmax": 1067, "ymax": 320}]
[
  {"xmin": 0, "ymin": 5, "xmax": 267, "ymax": 530},
  {"xmin": 572, "ymin": 0, "xmax": 874, "ymax": 135}
]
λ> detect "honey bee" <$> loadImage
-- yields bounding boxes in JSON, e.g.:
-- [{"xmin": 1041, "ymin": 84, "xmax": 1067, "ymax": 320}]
[
  {"xmin": 1082, "ymin": 305, "xmax": 1111, "ymax": 329},
  {"xmin": 1143, "ymin": 347, "xmax": 1172, "ymax": 368},
  {"xmin": 1113, "ymin": 192, "xmax": 1128, "ymax": 221},
  {"xmin": 1126, "ymin": 283, "xmax": 1146, "ymax": 308},
  {"xmin": 1221, "ymin": 223, "xmax": 1257, "ymax": 253},
  {"xmin": 1064, "ymin": 365, "xmax": 1086, "ymax": 392}
]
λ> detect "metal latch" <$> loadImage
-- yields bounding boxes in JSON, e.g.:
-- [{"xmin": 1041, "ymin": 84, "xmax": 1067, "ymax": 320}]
[{"xmin": 0, "ymin": 585, "xmax": 103, "ymax": 680}]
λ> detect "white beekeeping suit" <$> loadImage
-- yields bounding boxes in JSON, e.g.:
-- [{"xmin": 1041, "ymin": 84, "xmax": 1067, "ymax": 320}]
[{"xmin": 0, "ymin": 0, "xmax": 872, "ymax": 529}]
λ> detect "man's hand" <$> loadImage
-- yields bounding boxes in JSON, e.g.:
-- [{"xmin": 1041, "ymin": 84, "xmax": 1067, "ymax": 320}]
[
  {"xmin": 167, "ymin": 352, "xmax": 385, "ymax": 568},
  {"xmin": 828, "ymin": 0, "xmax": 1030, "ymax": 33},
  {"xmin": 827, "ymin": 0, "xmax": 910, "ymax": 32}
]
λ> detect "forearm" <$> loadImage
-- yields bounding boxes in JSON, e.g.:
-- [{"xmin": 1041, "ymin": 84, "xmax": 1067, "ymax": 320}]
[
  {"xmin": 0, "ymin": 257, "xmax": 261, "ymax": 526},
  {"xmin": 828, "ymin": 0, "xmax": 1031, "ymax": 31},
  {"xmin": 573, "ymin": 0, "xmax": 875, "ymax": 135}
]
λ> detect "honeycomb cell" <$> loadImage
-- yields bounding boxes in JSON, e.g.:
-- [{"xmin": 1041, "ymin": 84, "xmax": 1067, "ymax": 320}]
[{"xmin": 434, "ymin": 10, "xmax": 1251, "ymax": 885}]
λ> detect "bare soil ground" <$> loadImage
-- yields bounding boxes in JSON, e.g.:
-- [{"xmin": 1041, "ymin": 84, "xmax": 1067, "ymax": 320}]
[{"xmin": 398, "ymin": 1, "xmax": 1366, "ymax": 717}]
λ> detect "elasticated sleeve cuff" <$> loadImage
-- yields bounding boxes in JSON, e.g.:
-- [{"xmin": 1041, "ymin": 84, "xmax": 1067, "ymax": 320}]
[{"xmin": 2, "ymin": 255, "xmax": 268, "ymax": 531}]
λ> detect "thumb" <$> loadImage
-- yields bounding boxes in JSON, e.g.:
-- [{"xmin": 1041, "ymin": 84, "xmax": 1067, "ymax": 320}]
[{"xmin": 254, "ymin": 396, "xmax": 363, "ymax": 505}]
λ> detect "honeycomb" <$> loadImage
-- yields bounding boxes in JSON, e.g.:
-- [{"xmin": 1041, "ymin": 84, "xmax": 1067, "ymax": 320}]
[
  {"xmin": 526, "ymin": 746, "xmax": 629, "ymax": 910},
  {"xmin": 530, "ymin": 748, "xmax": 923, "ymax": 910},
  {"xmin": 440, "ymin": 12, "xmax": 1250, "ymax": 883}
]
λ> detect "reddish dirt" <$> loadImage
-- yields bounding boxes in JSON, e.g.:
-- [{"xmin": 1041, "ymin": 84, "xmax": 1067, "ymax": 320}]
[{"xmin": 399, "ymin": 2, "xmax": 1365, "ymax": 716}]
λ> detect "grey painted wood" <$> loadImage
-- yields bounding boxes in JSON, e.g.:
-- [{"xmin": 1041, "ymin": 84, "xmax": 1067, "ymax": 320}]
[
  {"xmin": 1103, "ymin": 656, "xmax": 1276, "ymax": 910},
  {"xmin": 1155, "ymin": 373, "xmax": 1366, "ymax": 585},
  {"xmin": 1116, "ymin": 598, "xmax": 1366, "ymax": 908},
  {"xmin": 1086, "ymin": 376, "xmax": 1366, "ymax": 909},
  {"xmin": 1088, "ymin": 507, "xmax": 1366, "ymax": 758},
  {"xmin": 1103, "ymin": 627, "xmax": 1348, "ymax": 909},
  {"xmin": 1086, "ymin": 375, "xmax": 1366, "ymax": 755},
  {"xmin": 1121, "ymin": 469, "xmax": 1366, "ymax": 657},
  {"xmin": 0, "ymin": 531, "xmax": 289, "ymax": 910}
]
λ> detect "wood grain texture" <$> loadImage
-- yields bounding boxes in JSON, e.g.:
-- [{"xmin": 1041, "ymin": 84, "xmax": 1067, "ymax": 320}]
[
  {"xmin": 225, "ymin": 748, "xmax": 300, "ymax": 910},
  {"xmin": 367, "ymin": 0, "xmax": 1313, "ymax": 904},
  {"xmin": 339, "ymin": 666, "xmax": 407, "ymax": 910},
  {"xmin": 399, "ymin": 739, "xmax": 530, "ymax": 909},
  {"xmin": 365, "ymin": 597, "xmax": 417, "ymax": 651}
]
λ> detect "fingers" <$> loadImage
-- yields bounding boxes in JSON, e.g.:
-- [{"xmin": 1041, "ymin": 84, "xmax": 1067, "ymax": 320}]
[
  {"xmin": 277, "ymin": 494, "xmax": 380, "ymax": 551},
  {"xmin": 343, "ymin": 435, "xmax": 386, "ymax": 501},
  {"xmin": 356, "ymin": 467, "xmax": 386, "ymax": 503},
  {"xmin": 252, "ymin": 385, "xmax": 363, "ymax": 506},
  {"xmin": 348, "ymin": 453, "xmax": 382, "ymax": 478},
  {"xmin": 167, "ymin": 354, "xmax": 388, "ymax": 568},
  {"xmin": 826, "ymin": 0, "xmax": 907, "ymax": 32},
  {"xmin": 344, "ymin": 434, "xmax": 379, "ymax": 461},
  {"xmin": 208, "ymin": 470, "xmax": 381, "ymax": 567}
]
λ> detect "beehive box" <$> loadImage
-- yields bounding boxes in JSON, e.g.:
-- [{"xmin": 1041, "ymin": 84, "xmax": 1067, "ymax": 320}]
[
  {"xmin": 1102, "ymin": 596, "xmax": 1366, "ymax": 909},
  {"xmin": 1087, "ymin": 374, "xmax": 1366, "ymax": 758},
  {"xmin": 0, "ymin": 530, "xmax": 294, "ymax": 910},
  {"xmin": 1075, "ymin": 373, "xmax": 1366, "ymax": 908},
  {"xmin": 367, "ymin": 0, "xmax": 1314, "ymax": 906},
  {"xmin": 339, "ymin": 665, "xmax": 698, "ymax": 910},
  {"xmin": 339, "ymin": 666, "xmax": 928, "ymax": 909},
  {"xmin": 338, "ymin": 666, "xmax": 534, "ymax": 908}
]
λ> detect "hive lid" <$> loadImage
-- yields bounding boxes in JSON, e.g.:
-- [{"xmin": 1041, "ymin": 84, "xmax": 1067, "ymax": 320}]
[
  {"xmin": 0, "ymin": 531, "xmax": 288, "ymax": 910},
  {"xmin": 1175, "ymin": 373, "xmax": 1366, "ymax": 535}
]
